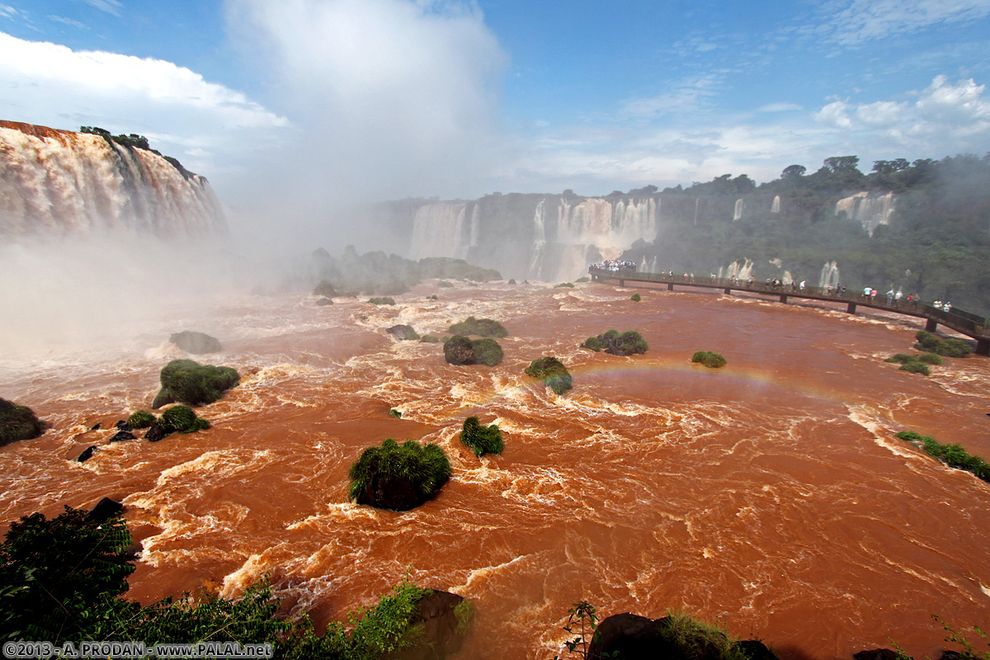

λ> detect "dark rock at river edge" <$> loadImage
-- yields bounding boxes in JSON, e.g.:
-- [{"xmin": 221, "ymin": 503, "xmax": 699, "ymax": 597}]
[
  {"xmin": 0, "ymin": 397, "xmax": 44, "ymax": 445},
  {"xmin": 76, "ymin": 446, "xmax": 98, "ymax": 462},
  {"xmin": 169, "ymin": 331, "xmax": 222, "ymax": 354},
  {"xmin": 87, "ymin": 497, "xmax": 124, "ymax": 523},
  {"xmin": 588, "ymin": 613, "xmax": 777, "ymax": 660},
  {"xmin": 387, "ymin": 324, "xmax": 419, "ymax": 340},
  {"xmin": 390, "ymin": 590, "xmax": 471, "ymax": 660},
  {"xmin": 110, "ymin": 430, "xmax": 136, "ymax": 442}
]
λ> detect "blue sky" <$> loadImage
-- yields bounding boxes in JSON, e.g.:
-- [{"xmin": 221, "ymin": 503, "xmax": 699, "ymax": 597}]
[{"xmin": 1, "ymin": 0, "xmax": 989, "ymax": 201}]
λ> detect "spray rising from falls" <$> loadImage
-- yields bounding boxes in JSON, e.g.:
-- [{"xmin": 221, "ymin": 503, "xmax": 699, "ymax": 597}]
[
  {"xmin": 718, "ymin": 258, "xmax": 754, "ymax": 281},
  {"xmin": 0, "ymin": 121, "xmax": 225, "ymax": 237},
  {"xmin": 819, "ymin": 261, "xmax": 841, "ymax": 289}
]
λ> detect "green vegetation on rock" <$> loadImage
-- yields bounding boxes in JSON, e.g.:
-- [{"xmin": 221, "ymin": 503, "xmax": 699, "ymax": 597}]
[
  {"xmin": 443, "ymin": 335, "xmax": 504, "ymax": 366},
  {"xmin": 0, "ymin": 506, "xmax": 470, "ymax": 658},
  {"xmin": 691, "ymin": 351, "xmax": 727, "ymax": 368},
  {"xmin": 630, "ymin": 293, "xmax": 641, "ymax": 302},
  {"xmin": 460, "ymin": 417, "xmax": 503, "ymax": 456},
  {"xmin": 582, "ymin": 330, "xmax": 648, "ymax": 356},
  {"xmin": 447, "ymin": 316, "xmax": 508, "ymax": 337},
  {"xmin": 419, "ymin": 334, "xmax": 440, "ymax": 343},
  {"xmin": 0, "ymin": 398, "xmax": 43, "ymax": 446},
  {"xmin": 524, "ymin": 357, "xmax": 573, "ymax": 395},
  {"xmin": 555, "ymin": 282, "xmax": 575, "ymax": 288},
  {"xmin": 348, "ymin": 439, "xmax": 452, "ymax": 511},
  {"xmin": 368, "ymin": 297, "xmax": 396, "ymax": 305},
  {"xmin": 388, "ymin": 408, "xmax": 402, "ymax": 419},
  {"xmin": 127, "ymin": 410, "xmax": 156, "ymax": 429},
  {"xmin": 896, "ymin": 431, "xmax": 990, "ymax": 482},
  {"xmin": 160, "ymin": 405, "xmax": 209, "ymax": 433},
  {"xmin": 152, "ymin": 359, "xmax": 239, "ymax": 409},
  {"xmin": 914, "ymin": 331, "xmax": 972, "ymax": 357},
  {"xmin": 885, "ymin": 352, "xmax": 937, "ymax": 375}
]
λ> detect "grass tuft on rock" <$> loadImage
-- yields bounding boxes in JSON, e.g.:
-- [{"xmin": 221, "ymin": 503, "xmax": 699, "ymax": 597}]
[
  {"xmin": 443, "ymin": 335, "xmax": 503, "ymax": 366},
  {"xmin": 691, "ymin": 351, "xmax": 727, "ymax": 369},
  {"xmin": 152, "ymin": 359, "xmax": 239, "ymax": 409},
  {"xmin": 524, "ymin": 357, "xmax": 573, "ymax": 395},
  {"xmin": 630, "ymin": 293, "xmax": 641, "ymax": 302},
  {"xmin": 582, "ymin": 330, "xmax": 648, "ymax": 356},
  {"xmin": 896, "ymin": 430, "xmax": 990, "ymax": 482},
  {"xmin": 447, "ymin": 316, "xmax": 507, "ymax": 338},
  {"xmin": 914, "ymin": 330, "xmax": 972, "ymax": 357},
  {"xmin": 348, "ymin": 439, "xmax": 451, "ymax": 511},
  {"xmin": 127, "ymin": 410, "xmax": 156, "ymax": 429},
  {"xmin": 460, "ymin": 417, "xmax": 503, "ymax": 456}
]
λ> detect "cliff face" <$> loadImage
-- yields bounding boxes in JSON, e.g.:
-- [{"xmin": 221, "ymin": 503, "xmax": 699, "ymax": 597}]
[
  {"xmin": 380, "ymin": 188, "xmax": 889, "ymax": 282},
  {"xmin": 0, "ymin": 121, "xmax": 225, "ymax": 237}
]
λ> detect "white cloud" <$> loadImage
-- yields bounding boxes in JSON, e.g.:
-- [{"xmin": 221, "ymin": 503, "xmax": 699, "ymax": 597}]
[
  {"xmin": 0, "ymin": 31, "xmax": 287, "ymax": 179},
  {"xmin": 48, "ymin": 15, "xmax": 88, "ymax": 29},
  {"xmin": 820, "ymin": 0, "xmax": 990, "ymax": 45},
  {"xmin": 757, "ymin": 102, "xmax": 803, "ymax": 113},
  {"xmin": 224, "ymin": 0, "xmax": 507, "ymax": 206},
  {"xmin": 0, "ymin": 4, "xmax": 18, "ymax": 19},
  {"xmin": 815, "ymin": 99, "xmax": 853, "ymax": 128},
  {"xmin": 81, "ymin": 0, "xmax": 121, "ymax": 17},
  {"xmin": 621, "ymin": 75, "xmax": 720, "ymax": 119}
]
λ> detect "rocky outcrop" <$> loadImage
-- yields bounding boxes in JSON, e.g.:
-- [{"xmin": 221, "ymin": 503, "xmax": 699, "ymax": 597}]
[
  {"xmin": 87, "ymin": 497, "xmax": 124, "ymax": 523},
  {"xmin": 388, "ymin": 591, "xmax": 472, "ymax": 660},
  {"xmin": 169, "ymin": 331, "xmax": 222, "ymax": 354},
  {"xmin": 387, "ymin": 325, "xmax": 420, "ymax": 341},
  {"xmin": 587, "ymin": 613, "xmax": 776, "ymax": 660},
  {"xmin": 0, "ymin": 397, "xmax": 43, "ymax": 445},
  {"xmin": 76, "ymin": 446, "xmax": 98, "ymax": 462},
  {"xmin": 152, "ymin": 359, "xmax": 238, "ymax": 408}
]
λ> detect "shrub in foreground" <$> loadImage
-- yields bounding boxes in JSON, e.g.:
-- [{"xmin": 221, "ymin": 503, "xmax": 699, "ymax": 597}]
[
  {"xmin": 896, "ymin": 431, "xmax": 990, "ymax": 482},
  {"xmin": 0, "ymin": 398, "xmax": 43, "ymax": 446},
  {"xmin": 0, "ymin": 507, "xmax": 469, "ymax": 658},
  {"xmin": 582, "ymin": 330, "xmax": 648, "ymax": 356},
  {"xmin": 152, "ymin": 359, "xmax": 239, "ymax": 408},
  {"xmin": 348, "ymin": 439, "xmax": 451, "ymax": 510},
  {"xmin": 447, "ymin": 316, "xmax": 508, "ymax": 338},
  {"xmin": 460, "ymin": 417, "xmax": 503, "ymax": 456},
  {"xmin": 914, "ymin": 330, "xmax": 972, "ymax": 357},
  {"xmin": 691, "ymin": 351, "xmax": 727, "ymax": 369},
  {"xmin": 443, "ymin": 335, "xmax": 504, "ymax": 366},
  {"xmin": 525, "ymin": 357, "xmax": 573, "ymax": 395}
]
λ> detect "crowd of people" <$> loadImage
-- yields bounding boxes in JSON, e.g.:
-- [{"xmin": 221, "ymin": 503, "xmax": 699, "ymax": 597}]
[{"xmin": 591, "ymin": 259, "xmax": 636, "ymax": 272}]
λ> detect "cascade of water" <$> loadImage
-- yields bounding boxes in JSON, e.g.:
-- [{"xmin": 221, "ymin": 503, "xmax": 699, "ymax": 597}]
[
  {"xmin": 723, "ymin": 258, "xmax": 754, "ymax": 280},
  {"xmin": 527, "ymin": 199, "xmax": 547, "ymax": 278},
  {"xmin": 733, "ymin": 198, "xmax": 744, "ymax": 221},
  {"xmin": 771, "ymin": 195, "xmax": 781, "ymax": 214},
  {"xmin": 782, "ymin": 271, "xmax": 793, "ymax": 286},
  {"xmin": 0, "ymin": 122, "xmax": 224, "ymax": 237},
  {"xmin": 834, "ymin": 192, "xmax": 896, "ymax": 236},
  {"xmin": 650, "ymin": 256, "xmax": 658, "ymax": 273},
  {"xmin": 818, "ymin": 261, "xmax": 840, "ymax": 289}
]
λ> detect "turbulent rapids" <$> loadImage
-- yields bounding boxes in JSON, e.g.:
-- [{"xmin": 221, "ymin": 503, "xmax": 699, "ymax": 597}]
[
  {"xmin": 0, "ymin": 121, "xmax": 224, "ymax": 236},
  {"xmin": 1, "ymin": 281, "xmax": 989, "ymax": 658}
]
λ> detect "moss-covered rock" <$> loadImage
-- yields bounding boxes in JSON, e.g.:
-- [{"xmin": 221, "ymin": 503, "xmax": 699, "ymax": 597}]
[
  {"xmin": 419, "ymin": 334, "xmax": 440, "ymax": 343},
  {"xmin": 127, "ymin": 410, "xmax": 156, "ymax": 429},
  {"xmin": 554, "ymin": 282, "xmax": 575, "ymax": 288},
  {"xmin": 630, "ymin": 293, "xmax": 641, "ymax": 302},
  {"xmin": 368, "ymin": 297, "xmax": 396, "ymax": 305},
  {"xmin": 146, "ymin": 405, "xmax": 209, "ymax": 441},
  {"xmin": 447, "ymin": 316, "xmax": 508, "ymax": 338},
  {"xmin": 387, "ymin": 325, "xmax": 419, "ymax": 341},
  {"xmin": 152, "ymin": 359, "xmax": 239, "ymax": 409},
  {"xmin": 169, "ymin": 331, "xmax": 221, "ymax": 354},
  {"xmin": 0, "ymin": 398, "xmax": 43, "ymax": 446},
  {"xmin": 460, "ymin": 417, "xmax": 503, "ymax": 456},
  {"xmin": 582, "ymin": 330, "xmax": 648, "ymax": 356},
  {"xmin": 524, "ymin": 357, "xmax": 573, "ymax": 394},
  {"xmin": 691, "ymin": 351, "xmax": 727, "ymax": 368},
  {"xmin": 471, "ymin": 338, "xmax": 504, "ymax": 366},
  {"xmin": 348, "ymin": 439, "xmax": 451, "ymax": 510},
  {"xmin": 443, "ymin": 336, "xmax": 476, "ymax": 365},
  {"xmin": 914, "ymin": 330, "xmax": 972, "ymax": 357}
]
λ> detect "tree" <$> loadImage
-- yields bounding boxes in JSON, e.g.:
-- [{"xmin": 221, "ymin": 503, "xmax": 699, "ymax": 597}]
[
  {"xmin": 823, "ymin": 155, "xmax": 860, "ymax": 174},
  {"xmin": 782, "ymin": 164, "xmax": 806, "ymax": 179}
]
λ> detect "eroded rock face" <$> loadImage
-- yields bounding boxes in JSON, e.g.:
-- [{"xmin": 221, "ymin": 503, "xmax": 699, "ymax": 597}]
[
  {"xmin": 169, "ymin": 331, "xmax": 222, "ymax": 354},
  {"xmin": 388, "ymin": 590, "xmax": 471, "ymax": 660}
]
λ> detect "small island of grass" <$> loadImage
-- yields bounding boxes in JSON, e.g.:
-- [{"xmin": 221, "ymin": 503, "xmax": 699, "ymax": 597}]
[
  {"xmin": 524, "ymin": 357, "xmax": 573, "ymax": 395},
  {"xmin": 349, "ymin": 439, "xmax": 452, "ymax": 510},
  {"xmin": 582, "ymin": 330, "xmax": 648, "ymax": 356},
  {"xmin": 152, "ymin": 359, "xmax": 239, "ymax": 408},
  {"xmin": 443, "ymin": 335, "xmax": 504, "ymax": 366},
  {"xmin": 460, "ymin": 417, "xmax": 503, "ymax": 456},
  {"xmin": 0, "ymin": 397, "xmax": 43, "ymax": 446},
  {"xmin": 914, "ymin": 330, "xmax": 972, "ymax": 357},
  {"xmin": 896, "ymin": 430, "xmax": 990, "ymax": 482},
  {"xmin": 691, "ymin": 351, "xmax": 727, "ymax": 369},
  {"xmin": 630, "ymin": 293, "xmax": 641, "ymax": 302},
  {"xmin": 447, "ymin": 316, "xmax": 508, "ymax": 337}
]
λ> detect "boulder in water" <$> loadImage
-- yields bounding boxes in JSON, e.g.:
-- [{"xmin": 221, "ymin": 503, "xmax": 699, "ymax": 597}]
[
  {"xmin": 349, "ymin": 439, "xmax": 451, "ymax": 511},
  {"xmin": 588, "ymin": 613, "xmax": 777, "ymax": 660},
  {"xmin": 145, "ymin": 422, "xmax": 169, "ymax": 442},
  {"xmin": 0, "ymin": 398, "xmax": 44, "ymax": 446},
  {"xmin": 315, "ymin": 297, "xmax": 334, "ymax": 306},
  {"xmin": 391, "ymin": 590, "xmax": 473, "ymax": 660},
  {"xmin": 109, "ymin": 430, "xmax": 136, "ymax": 442},
  {"xmin": 87, "ymin": 497, "xmax": 124, "ymax": 523},
  {"xmin": 387, "ymin": 324, "xmax": 419, "ymax": 340},
  {"xmin": 152, "ymin": 359, "xmax": 239, "ymax": 408},
  {"xmin": 169, "ymin": 331, "xmax": 222, "ymax": 354},
  {"xmin": 76, "ymin": 446, "xmax": 98, "ymax": 462}
]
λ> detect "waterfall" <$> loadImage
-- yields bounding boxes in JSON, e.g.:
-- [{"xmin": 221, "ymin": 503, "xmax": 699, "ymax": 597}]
[
  {"xmin": 834, "ymin": 192, "xmax": 896, "ymax": 236},
  {"xmin": 818, "ymin": 261, "xmax": 840, "ymax": 289},
  {"xmin": 733, "ymin": 198, "xmax": 744, "ymax": 221},
  {"xmin": 0, "ymin": 121, "xmax": 224, "ymax": 237},
  {"xmin": 722, "ymin": 258, "xmax": 754, "ymax": 280},
  {"xmin": 410, "ymin": 202, "xmax": 469, "ymax": 259},
  {"xmin": 639, "ymin": 256, "xmax": 648, "ymax": 271},
  {"xmin": 527, "ymin": 199, "xmax": 547, "ymax": 277},
  {"xmin": 782, "ymin": 271, "xmax": 793, "ymax": 286},
  {"xmin": 650, "ymin": 256, "xmax": 658, "ymax": 273},
  {"xmin": 771, "ymin": 195, "xmax": 781, "ymax": 214}
]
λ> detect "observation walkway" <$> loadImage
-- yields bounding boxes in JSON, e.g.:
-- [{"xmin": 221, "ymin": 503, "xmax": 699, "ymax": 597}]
[{"xmin": 588, "ymin": 267, "xmax": 990, "ymax": 356}]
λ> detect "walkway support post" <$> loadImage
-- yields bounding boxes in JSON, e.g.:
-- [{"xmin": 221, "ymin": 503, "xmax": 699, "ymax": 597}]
[
  {"xmin": 723, "ymin": 288, "xmax": 731, "ymax": 295},
  {"xmin": 667, "ymin": 283, "xmax": 673, "ymax": 291},
  {"xmin": 779, "ymin": 294, "xmax": 788, "ymax": 303},
  {"xmin": 976, "ymin": 338, "xmax": 989, "ymax": 356},
  {"xmin": 847, "ymin": 302, "xmax": 857, "ymax": 314},
  {"xmin": 925, "ymin": 318, "xmax": 938, "ymax": 333}
]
